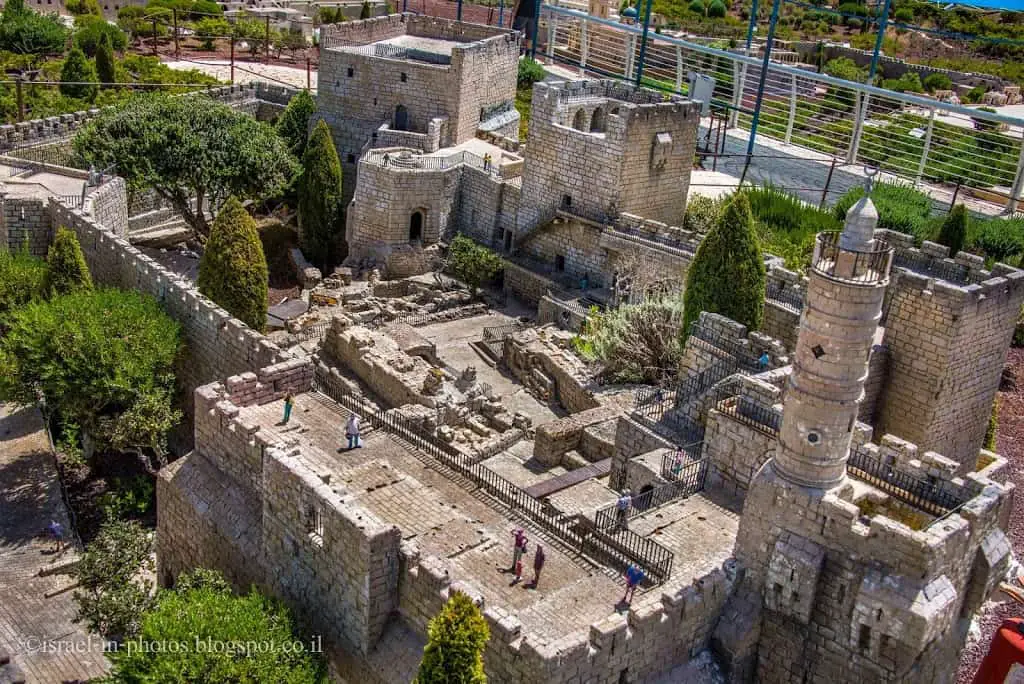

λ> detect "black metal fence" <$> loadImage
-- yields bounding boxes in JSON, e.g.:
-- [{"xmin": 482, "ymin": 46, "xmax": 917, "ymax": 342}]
[
  {"xmin": 594, "ymin": 458, "xmax": 708, "ymax": 531},
  {"xmin": 892, "ymin": 250, "xmax": 971, "ymax": 287},
  {"xmin": 660, "ymin": 442, "xmax": 705, "ymax": 481},
  {"xmin": 292, "ymin": 321, "xmax": 331, "ymax": 344},
  {"xmin": 846, "ymin": 446, "xmax": 969, "ymax": 517},
  {"xmin": 713, "ymin": 395, "xmax": 782, "ymax": 437},
  {"xmin": 481, "ymin": 322, "xmax": 523, "ymax": 359},
  {"xmin": 7, "ymin": 140, "xmax": 84, "ymax": 169},
  {"xmin": 312, "ymin": 367, "xmax": 677, "ymax": 584},
  {"xmin": 812, "ymin": 232, "xmax": 893, "ymax": 284},
  {"xmin": 765, "ymin": 280, "xmax": 805, "ymax": 312},
  {"xmin": 687, "ymin": 324, "xmax": 765, "ymax": 373}
]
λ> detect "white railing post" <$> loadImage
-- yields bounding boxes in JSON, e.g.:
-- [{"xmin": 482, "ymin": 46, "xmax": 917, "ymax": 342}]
[
  {"xmin": 1008, "ymin": 139, "xmax": 1024, "ymax": 213},
  {"xmin": 547, "ymin": 12, "xmax": 556, "ymax": 59},
  {"xmin": 624, "ymin": 34, "xmax": 635, "ymax": 80},
  {"xmin": 915, "ymin": 107, "xmax": 936, "ymax": 188},
  {"xmin": 675, "ymin": 45, "xmax": 684, "ymax": 93},
  {"xmin": 846, "ymin": 91, "xmax": 867, "ymax": 164},
  {"xmin": 730, "ymin": 60, "xmax": 745, "ymax": 129},
  {"xmin": 784, "ymin": 72, "xmax": 797, "ymax": 145},
  {"xmin": 579, "ymin": 20, "xmax": 588, "ymax": 77}
]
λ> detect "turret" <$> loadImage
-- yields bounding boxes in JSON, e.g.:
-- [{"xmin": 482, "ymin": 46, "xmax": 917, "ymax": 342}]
[{"xmin": 773, "ymin": 192, "xmax": 893, "ymax": 489}]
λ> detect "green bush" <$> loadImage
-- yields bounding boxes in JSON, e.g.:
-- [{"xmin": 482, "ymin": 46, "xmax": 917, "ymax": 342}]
[
  {"xmin": 682, "ymin": 195, "xmax": 721, "ymax": 234},
  {"xmin": 446, "ymin": 234, "xmax": 503, "ymax": 297},
  {"xmin": 581, "ymin": 294, "xmax": 686, "ymax": 383},
  {"xmin": 73, "ymin": 519, "xmax": 154, "ymax": 639},
  {"xmin": 707, "ymin": 0, "xmax": 726, "ymax": 17},
  {"xmin": 44, "ymin": 226, "xmax": 93, "ymax": 296},
  {"xmin": 194, "ymin": 17, "xmax": 229, "ymax": 50},
  {"xmin": 0, "ymin": 247, "xmax": 47, "ymax": 322},
  {"xmin": 198, "ymin": 197, "xmax": 269, "ymax": 332},
  {"xmin": 517, "ymin": 56, "xmax": 546, "ymax": 89},
  {"xmin": 688, "ymin": 0, "xmax": 705, "ymax": 14},
  {"xmin": 74, "ymin": 14, "xmax": 128, "ymax": 55},
  {"xmin": 893, "ymin": 7, "xmax": 913, "ymax": 22},
  {"xmin": 922, "ymin": 72, "xmax": 952, "ymax": 92},
  {"xmin": 98, "ymin": 475, "xmax": 154, "ymax": 521},
  {"xmin": 744, "ymin": 186, "xmax": 839, "ymax": 271},
  {"xmin": 94, "ymin": 31, "xmax": 115, "ymax": 87},
  {"xmin": 936, "ymin": 204, "xmax": 967, "ymax": 257},
  {"xmin": 298, "ymin": 120, "xmax": 344, "ymax": 271},
  {"xmin": 683, "ymin": 193, "xmax": 766, "ymax": 336},
  {"xmin": 415, "ymin": 592, "xmax": 489, "ymax": 684},
  {"xmin": 970, "ymin": 216, "xmax": 1024, "ymax": 264},
  {"xmin": 833, "ymin": 181, "xmax": 934, "ymax": 243},
  {"xmin": 360, "ymin": 0, "xmax": 371, "ymax": 18},
  {"xmin": 59, "ymin": 47, "xmax": 97, "ymax": 101},
  {"xmin": 276, "ymin": 88, "xmax": 316, "ymax": 158},
  {"xmin": 105, "ymin": 568, "xmax": 325, "ymax": 683},
  {"xmin": 883, "ymin": 71, "xmax": 923, "ymax": 93},
  {"xmin": 0, "ymin": 0, "xmax": 68, "ymax": 55},
  {"xmin": 964, "ymin": 85, "xmax": 986, "ymax": 103}
]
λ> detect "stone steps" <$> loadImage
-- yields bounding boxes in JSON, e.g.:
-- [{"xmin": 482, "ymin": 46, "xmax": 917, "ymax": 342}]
[
  {"xmin": 129, "ymin": 217, "xmax": 192, "ymax": 248},
  {"xmin": 128, "ymin": 206, "xmax": 179, "ymax": 232}
]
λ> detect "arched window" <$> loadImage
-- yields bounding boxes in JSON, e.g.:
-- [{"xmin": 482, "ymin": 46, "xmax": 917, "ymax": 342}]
[
  {"xmin": 590, "ymin": 107, "xmax": 605, "ymax": 132},
  {"xmin": 409, "ymin": 210, "xmax": 424, "ymax": 242},
  {"xmin": 572, "ymin": 108, "xmax": 586, "ymax": 131},
  {"xmin": 394, "ymin": 104, "xmax": 409, "ymax": 131}
]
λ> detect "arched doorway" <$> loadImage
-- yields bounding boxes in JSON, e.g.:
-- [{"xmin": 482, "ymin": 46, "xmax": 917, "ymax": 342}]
[
  {"xmin": 572, "ymin": 108, "xmax": 586, "ymax": 131},
  {"xmin": 409, "ymin": 210, "xmax": 424, "ymax": 242},
  {"xmin": 590, "ymin": 107, "xmax": 606, "ymax": 132},
  {"xmin": 394, "ymin": 104, "xmax": 409, "ymax": 131}
]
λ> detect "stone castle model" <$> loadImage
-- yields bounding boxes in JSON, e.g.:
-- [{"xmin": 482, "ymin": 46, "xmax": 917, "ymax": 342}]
[{"xmin": 7, "ymin": 13, "xmax": 1023, "ymax": 684}]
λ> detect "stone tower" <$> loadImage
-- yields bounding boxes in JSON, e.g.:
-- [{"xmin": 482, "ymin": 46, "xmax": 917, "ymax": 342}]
[{"xmin": 773, "ymin": 194, "xmax": 892, "ymax": 489}]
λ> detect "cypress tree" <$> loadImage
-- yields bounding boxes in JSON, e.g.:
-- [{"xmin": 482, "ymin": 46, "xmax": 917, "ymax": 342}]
[
  {"xmin": 95, "ymin": 32, "xmax": 116, "ymax": 88},
  {"xmin": 936, "ymin": 203, "xmax": 968, "ymax": 258},
  {"xmin": 275, "ymin": 89, "xmax": 316, "ymax": 158},
  {"xmin": 298, "ymin": 120, "xmax": 343, "ymax": 272},
  {"xmin": 45, "ymin": 226, "xmax": 93, "ymax": 296},
  {"xmin": 197, "ymin": 197, "xmax": 268, "ymax": 332},
  {"xmin": 359, "ymin": 0, "xmax": 372, "ymax": 19},
  {"xmin": 682, "ymin": 193, "xmax": 766, "ymax": 336},
  {"xmin": 415, "ymin": 592, "xmax": 489, "ymax": 684},
  {"xmin": 60, "ymin": 46, "xmax": 98, "ymax": 101}
]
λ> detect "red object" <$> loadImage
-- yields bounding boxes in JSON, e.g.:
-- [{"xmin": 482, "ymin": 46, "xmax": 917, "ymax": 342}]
[
  {"xmin": 515, "ymin": 561, "xmax": 522, "ymax": 578},
  {"xmin": 973, "ymin": 618, "xmax": 1024, "ymax": 684}
]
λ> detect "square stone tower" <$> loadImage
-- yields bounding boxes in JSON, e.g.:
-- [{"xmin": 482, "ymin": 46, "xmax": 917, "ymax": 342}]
[{"xmin": 515, "ymin": 80, "xmax": 700, "ymax": 236}]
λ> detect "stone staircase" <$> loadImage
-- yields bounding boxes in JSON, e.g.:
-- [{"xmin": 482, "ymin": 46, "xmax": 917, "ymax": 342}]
[{"xmin": 127, "ymin": 207, "xmax": 192, "ymax": 248}]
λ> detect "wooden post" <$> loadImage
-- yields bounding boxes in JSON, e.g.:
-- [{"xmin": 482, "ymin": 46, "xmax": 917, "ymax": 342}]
[
  {"xmin": 230, "ymin": 35, "xmax": 235, "ymax": 83},
  {"xmin": 306, "ymin": 55, "xmax": 311, "ymax": 90},
  {"xmin": 15, "ymin": 78, "xmax": 24, "ymax": 123},
  {"xmin": 173, "ymin": 8, "xmax": 179, "ymax": 59},
  {"xmin": 264, "ymin": 16, "xmax": 271, "ymax": 65},
  {"xmin": 152, "ymin": 19, "xmax": 159, "ymax": 56}
]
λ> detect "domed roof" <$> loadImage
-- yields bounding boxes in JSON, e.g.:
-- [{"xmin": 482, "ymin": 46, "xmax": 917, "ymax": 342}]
[{"xmin": 622, "ymin": 6, "xmax": 638, "ymax": 17}]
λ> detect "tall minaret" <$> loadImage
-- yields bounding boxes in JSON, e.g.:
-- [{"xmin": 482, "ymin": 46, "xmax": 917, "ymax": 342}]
[{"xmin": 773, "ymin": 186, "xmax": 893, "ymax": 489}]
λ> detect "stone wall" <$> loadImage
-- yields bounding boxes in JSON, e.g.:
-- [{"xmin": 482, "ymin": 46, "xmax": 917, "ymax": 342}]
[
  {"xmin": 521, "ymin": 215, "xmax": 608, "ymax": 287},
  {"xmin": 876, "ymin": 265, "xmax": 1024, "ymax": 469},
  {"xmin": 761, "ymin": 266, "xmax": 805, "ymax": 352},
  {"xmin": 85, "ymin": 177, "xmax": 129, "ymax": 237},
  {"xmin": 533, "ymin": 404, "xmax": 621, "ymax": 466},
  {"xmin": 610, "ymin": 415, "xmax": 675, "ymax": 491},
  {"xmin": 517, "ymin": 80, "xmax": 700, "ymax": 232},
  {"xmin": 4, "ymin": 197, "xmax": 51, "ymax": 255},
  {"xmin": 50, "ymin": 199, "xmax": 289, "ymax": 418}
]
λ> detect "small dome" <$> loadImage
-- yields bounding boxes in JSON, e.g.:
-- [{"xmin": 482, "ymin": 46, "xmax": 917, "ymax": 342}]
[{"xmin": 622, "ymin": 6, "xmax": 638, "ymax": 17}]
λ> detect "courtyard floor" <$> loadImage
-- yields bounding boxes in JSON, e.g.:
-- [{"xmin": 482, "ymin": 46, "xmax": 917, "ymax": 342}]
[{"xmin": 0, "ymin": 405, "xmax": 110, "ymax": 683}]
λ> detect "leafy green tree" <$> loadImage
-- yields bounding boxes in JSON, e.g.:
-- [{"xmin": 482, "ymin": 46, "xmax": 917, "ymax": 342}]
[
  {"xmin": 682, "ymin": 193, "xmax": 766, "ymax": 336},
  {"xmin": 0, "ymin": 288, "xmax": 181, "ymax": 468},
  {"xmin": 73, "ymin": 94, "xmax": 296, "ymax": 238},
  {"xmin": 923, "ymin": 72, "xmax": 952, "ymax": 92},
  {"xmin": 298, "ymin": 120, "xmax": 343, "ymax": 271},
  {"xmin": 936, "ymin": 204, "xmax": 968, "ymax": 257},
  {"xmin": 44, "ymin": 226, "xmax": 93, "ymax": 296},
  {"xmin": 191, "ymin": 0, "xmax": 224, "ymax": 16},
  {"xmin": 66, "ymin": 0, "xmax": 102, "ymax": 15},
  {"xmin": 95, "ymin": 31, "xmax": 116, "ymax": 88},
  {"xmin": 194, "ymin": 16, "xmax": 229, "ymax": 50},
  {"xmin": 517, "ymin": 57, "xmax": 545, "ymax": 89},
  {"xmin": 60, "ymin": 47, "xmax": 98, "ymax": 101},
  {"xmin": 104, "ymin": 568, "xmax": 325, "ymax": 683},
  {"xmin": 276, "ymin": 88, "xmax": 316, "ymax": 157},
  {"xmin": 116, "ymin": 5, "xmax": 149, "ymax": 37},
  {"xmin": 688, "ymin": 0, "xmax": 705, "ymax": 14},
  {"xmin": 360, "ymin": 0, "xmax": 372, "ymax": 18},
  {"xmin": 0, "ymin": 0, "xmax": 68, "ymax": 55},
  {"xmin": 198, "ymin": 197, "xmax": 269, "ymax": 331},
  {"xmin": 73, "ymin": 519, "xmax": 154, "ymax": 639},
  {"xmin": 0, "ymin": 246, "xmax": 47, "ymax": 322},
  {"xmin": 707, "ymin": 0, "xmax": 727, "ymax": 18},
  {"xmin": 415, "ymin": 592, "xmax": 489, "ymax": 684},
  {"xmin": 445, "ymin": 235, "xmax": 503, "ymax": 298},
  {"xmin": 74, "ymin": 14, "xmax": 129, "ymax": 55}
]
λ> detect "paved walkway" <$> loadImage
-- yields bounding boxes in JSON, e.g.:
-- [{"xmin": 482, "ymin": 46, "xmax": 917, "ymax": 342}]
[
  {"xmin": 0, "ymin": 404, "xmax": 109, "ymax": 683},
  {"xmin": 163, "ymin": 59, "xmax": 316, "ymax": 91}
]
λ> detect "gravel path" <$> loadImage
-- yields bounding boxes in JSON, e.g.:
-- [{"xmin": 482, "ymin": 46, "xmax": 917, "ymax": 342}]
[{"xmin": 956, "ymin": 347, "xmax": 1024, "ymax": 683}]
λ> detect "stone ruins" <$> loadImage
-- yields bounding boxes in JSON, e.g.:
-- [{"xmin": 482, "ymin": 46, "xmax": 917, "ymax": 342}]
[{"xmin": 5, "ymin": 12, "xmax": 1024, "ymax": 684}]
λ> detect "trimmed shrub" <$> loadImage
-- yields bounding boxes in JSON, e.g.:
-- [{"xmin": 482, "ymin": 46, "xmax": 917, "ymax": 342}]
[
  {"xmin": 682, "ymin": 195, "xmax": 722, "ymax": 235},
  {"xmin": 688, "ymin": 0, "xmax": 705, "ymax": 14},
  {"xmin": 517, "ymin": 56, "xmax": 546, "ymax": 89},
  {"xmin": 0, "ymin": 247, "xmax": 47, "ymax": 321},
  {"xmin": 276, "ymin": 88, "xmax": 316, "ymax": 157},
  {"xmin": 745, "ymin": 186, "xmax": 839, "ymax": 271},
  {"xmin": 707, "ymin": 0, "xmax": 726, "ymax": 17},
  {"xmin": 298, "ymin": 120, "xmax": 344, "ymax": 271},
  {"xmin": 198, "ymin": 197, "xmax": 269, "ymax": 332},
  {"xmin": 970, "ymin": 216, "xmax": 1024, "ymax": 264},
  {"xmin": 74, "ymin": 14, "xmax": 128, "ymax": 55},
  {"xmin": 683, "ymin": 193, "xmax": 766, "ymax": 336},
  {"xmin": 94, "ymin": 31, "xmax": 115, "ymax": 87},
  {"xmin": 359, "ymin": 0, "xmax": 371, "ymax": 18},
  {"xmin": 60, "ymin": 47, "xmax": 98, "ymax": 101},
  {"xmin": 44, "ymin": 226, "xmax": 93, "ymax": 296},
  {"xmin": 415, "ymin": 592, "xmax": 489, "ymax": 684},
  {"xmin": 922, "ymin": 72, "xmax": 952, "ymax": 92},
  {"xmin": 936, "ymin": 204, "xmax": 967, "ymax": 257}
]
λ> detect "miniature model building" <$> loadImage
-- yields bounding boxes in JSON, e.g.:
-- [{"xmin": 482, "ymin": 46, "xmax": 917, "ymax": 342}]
[{"xmin": 6, "ymin": 13, "xmax": 1020, "ymax": 684}]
